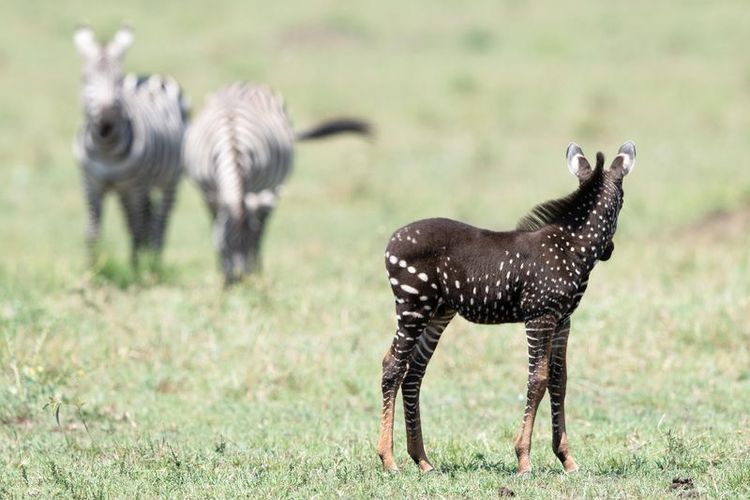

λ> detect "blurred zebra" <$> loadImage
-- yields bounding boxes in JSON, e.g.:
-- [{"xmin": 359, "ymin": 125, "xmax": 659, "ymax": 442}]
[
  {"xmin": 183, "ymin": 82, "xmax": 370, "ymax": 285},
  {"xmin": 73, "ymin": 26, "xmax": 188, "ymax": 266}
]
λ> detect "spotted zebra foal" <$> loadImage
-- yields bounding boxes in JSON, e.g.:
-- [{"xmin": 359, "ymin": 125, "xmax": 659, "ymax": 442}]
[
  {"xmin": 73, "ymin": 26, "xmax": 188, "ymax": 266},
  {"xmin": 377, "ymin": 141, "xmax": 636, "ymax": 474},
  {"xmin": 183, "ymin": 82, "xmax": 370, "ymax": 285}
]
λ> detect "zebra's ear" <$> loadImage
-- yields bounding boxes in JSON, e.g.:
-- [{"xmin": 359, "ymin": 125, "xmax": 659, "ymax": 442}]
[
  {"xmin": 566, "ymin": 142, "xmax": 592, "ymax": 180},
  {"xmin": 73, "ymin": 26, "xmax": 100, "ymax": 59},
  {"xmin": 106, "ymin": 26, "xmax": 134, "ymax": 60},
  {"xmin": 610, "ymin": 140, "xmax": 636, "ymax": 176}
]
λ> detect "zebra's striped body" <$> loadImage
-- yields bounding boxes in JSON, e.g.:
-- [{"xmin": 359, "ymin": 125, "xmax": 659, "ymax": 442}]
[
  {"xmin": 376, "ymin": 142, "xmax": 636, "ymax": 475},
  {"xmin": 183, "ymin": 83, "xmax": 294, "ymax": 284},
  {"xmin": 183, "ymin": 82, "xmax": 370, "ymax": 285},
  {"xmin": 73, "ymin": 27, "xmax": 188, "ymax": 265}
]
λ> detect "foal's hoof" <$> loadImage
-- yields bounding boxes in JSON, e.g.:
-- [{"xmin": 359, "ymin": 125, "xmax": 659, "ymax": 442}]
[
  {"xmin": 418, "ymin": 460, "xmax": 435, "ymax": 473},
  {"xmin": 380, "ymin": 457, "xmax": 399, "ymax": 473},
  {"xmin": 516, "ymin": 463, "xmax": 532, "ymax": 476},
  {"xmin": 563, "ymin": 459, "xmax": 579, "ymax": 474}
]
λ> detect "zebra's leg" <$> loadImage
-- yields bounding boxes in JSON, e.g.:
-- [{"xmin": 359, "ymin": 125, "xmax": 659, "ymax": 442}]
[
  {"xmin": 84, "ymin": 181, "xmax": 104, "ymax": 266},
  {"xmin": 247, "ymin": 205, "xmax": 273, "ymax": 273},
  {"xmin": 402, "ymin": 305, "xmax": 455, "ymax": 472},
  {"xmin": 149, "ymin": 183, "xmax": 178, "ymax": 257},
  {"xmin": 119, "ymin": 189, "xmax": 150, "ymax": 267},
  {"xmin": 377, "ymin": 300, "xmax": 432, "ymax": 472},
  {"xmin": 213, "ymin": 209, "xmax": 235, "ymax": 285},
  {"xmin": 549, "ymin": 317, "xmax": 578, "ymax": 472},
  {"xmin": 245, "ymin": 191, "xmax": 277, "ymax": 274},
  {"xmin": 514, "ymin": 314, "xmax": 555, "ymax": 474}
]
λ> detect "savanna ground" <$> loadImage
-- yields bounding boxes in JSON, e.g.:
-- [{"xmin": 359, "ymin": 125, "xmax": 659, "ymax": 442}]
[{"xmin": 1, "ymin": 1, "xmax": 749, "ymax": 497}]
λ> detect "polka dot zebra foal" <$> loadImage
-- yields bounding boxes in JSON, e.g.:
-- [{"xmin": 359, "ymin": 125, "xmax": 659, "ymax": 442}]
[{"xmin": 376, "ymin": 141, "xmax": 636, "ymax": 475}]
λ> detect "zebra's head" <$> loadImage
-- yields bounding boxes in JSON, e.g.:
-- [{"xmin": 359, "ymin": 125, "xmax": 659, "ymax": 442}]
[
  {"xmin": 74, "ymin": 26, "xmax": 133, "ymax": 140},
  {"xmin": 216, "ymin": 210, "xmax": 253, "ymax": 286},
  {"xmin": 215, "ymin": 204, "xmax": 272, "ymax": 286}
]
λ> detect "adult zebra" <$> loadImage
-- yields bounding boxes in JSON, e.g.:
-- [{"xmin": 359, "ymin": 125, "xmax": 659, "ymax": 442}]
[
  {"xmin": 183, "ymin": 82, "xmax": 370, "ymax": 285},
  {"xmin": 73, "ymin": 26, "xmax": 188, "ymax": 267}
]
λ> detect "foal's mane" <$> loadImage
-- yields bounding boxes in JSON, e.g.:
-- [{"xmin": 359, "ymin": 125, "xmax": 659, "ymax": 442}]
[{"xmin": 516, "ymin": 152, "xmax": 605, "ymax": 232}]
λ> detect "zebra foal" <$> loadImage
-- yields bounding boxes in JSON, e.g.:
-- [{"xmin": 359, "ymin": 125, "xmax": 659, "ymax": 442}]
[
  {"xmin": 377, "ymin": 141, "xmax": 636, "ymax": 474},
  {"xmin": 183, "ymin": 82, "xmax": 370, "ymax": 285},
  {"xmin": 73, "ymin": 26, "xmax": 188, "ymax": 266}
]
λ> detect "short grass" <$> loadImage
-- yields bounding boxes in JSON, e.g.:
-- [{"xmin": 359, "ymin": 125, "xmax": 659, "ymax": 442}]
[{"xmin": 1, "ymin": 0, "xmax": 749, "ymax": 497}]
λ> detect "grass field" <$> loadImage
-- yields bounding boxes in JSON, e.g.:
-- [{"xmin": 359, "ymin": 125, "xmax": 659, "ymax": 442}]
[{"xmin": 1, "ymin": 1, "xmax": 750, "ymax": 497}]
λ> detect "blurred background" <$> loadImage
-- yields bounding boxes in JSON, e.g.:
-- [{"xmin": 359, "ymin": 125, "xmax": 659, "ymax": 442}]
[{"xmin": 0, "ymin": 1, "xmax": 748, "ymax": 497}]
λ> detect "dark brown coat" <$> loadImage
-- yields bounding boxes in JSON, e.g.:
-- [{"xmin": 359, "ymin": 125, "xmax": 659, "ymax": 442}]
[{"xmin": 377, "ymin": 141, "xmax": 636, "ymax": 474}]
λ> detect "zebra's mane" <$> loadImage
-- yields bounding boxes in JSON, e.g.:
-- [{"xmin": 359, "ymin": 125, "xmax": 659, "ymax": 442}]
[{"xmin": 516, "ymin": 152, "xmax": 605, "ymax": 232}]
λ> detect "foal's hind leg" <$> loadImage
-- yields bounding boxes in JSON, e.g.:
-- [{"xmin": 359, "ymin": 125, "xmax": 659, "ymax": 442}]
[
  {"xmin": 402, "ymin": 305, "xmax": 455, "ymax": 472},
  {"xmin": 549, "ymin": 317, "xmax": 578, "ymax": 472},
  {"xmin": 377, "ymin": 299, "xmax": 431, "ymax": 471}
]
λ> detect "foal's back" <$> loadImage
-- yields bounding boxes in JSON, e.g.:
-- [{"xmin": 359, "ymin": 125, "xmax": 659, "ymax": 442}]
[{"xmin": 386, "ymin": 217, "xmax": 545, "ymax": 325}]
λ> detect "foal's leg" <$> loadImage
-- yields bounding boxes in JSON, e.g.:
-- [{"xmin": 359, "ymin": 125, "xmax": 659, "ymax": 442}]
[
  {"xmin": 549, "ymin": 317, "xmax": 578, "ymax": 472},
  {"xmin": 402, "ymin": 305, "xmax": 455, "ymax": 472},
  {"xmin": 514, "ymin": 314, "xmax": 555, "ymax": 474},
  {"xmin": 377, "ymin": 300, "xmax": 432, "ymax": 472}
]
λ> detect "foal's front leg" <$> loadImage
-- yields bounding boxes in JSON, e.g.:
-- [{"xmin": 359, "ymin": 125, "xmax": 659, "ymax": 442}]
[
  {"xmin": 514, "ymin": 314, "xmax": 555, "ymax": 474},
  {"xmin": 549, "ymin": 317, "xmax": 578, "ymax": 472}
]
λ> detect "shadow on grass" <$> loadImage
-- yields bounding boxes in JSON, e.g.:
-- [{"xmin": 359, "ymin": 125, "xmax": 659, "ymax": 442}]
[
  {"xmin": 90, "ymin": 252, "xmax": 180, "ymax": 289},
  {"xmin": 436, "ymin": 452, "xmax": 517, "ymax": 475}
]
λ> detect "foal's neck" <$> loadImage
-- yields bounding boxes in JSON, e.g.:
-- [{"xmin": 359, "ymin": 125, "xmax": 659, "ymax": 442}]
[{"xmin": 546, "ymin": 175, "xmax": 620, "ymax": 272}]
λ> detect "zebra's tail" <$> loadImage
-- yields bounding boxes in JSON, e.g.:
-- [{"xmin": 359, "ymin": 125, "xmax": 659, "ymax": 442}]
[{"xmin": 295, "ymin": 117, "xmax": 372, "ymax": 142}]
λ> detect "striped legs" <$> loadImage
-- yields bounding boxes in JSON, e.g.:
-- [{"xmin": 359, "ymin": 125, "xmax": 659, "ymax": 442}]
[
  {"xmin": 119, "ymin": 189, "xmax": 151, "ymax": 267},
  {"xmin": 377, "ymin": 300, "xmax": 444, "ymax": 471},
  {"xmin": 215, "ymin": 209, "xmax": 245, "ymax": 286},
  {"xmin": 402, "ymin": 306, "xmax": 455, "ymax": 472},
  {"xmin": 514, "ymin": 314, "xmax": 556, "ymax": 474},
  {"xmin": 84, "ymin": 182, "xmax": 104, "ymax": 266},
  {"xmin": 549, "ymin": 317, "xmax": 577, "ymax": 472},
  {"xmin": 149, "ymin": 183, "xmax": 178, "ymax": 257},
  {"xmin": 247, "ymin": 206, "xmax": 272, "ymax": 274}
]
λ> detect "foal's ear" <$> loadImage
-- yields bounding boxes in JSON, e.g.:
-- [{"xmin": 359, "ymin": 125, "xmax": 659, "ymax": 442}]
[
  {"xmin": 73, "ymin": 25, "xmax": 100, "ymax": 59},
  {"xmin": 566, "ymin": 142, "xmax": 592, "ymax": 180},
  {"xmin": 610, "ymin": 140, "xmax": 636, "ymax": 176},
  {"xmin": 106, "ymin": 26, "xmax": 134, "ymax": 60}
]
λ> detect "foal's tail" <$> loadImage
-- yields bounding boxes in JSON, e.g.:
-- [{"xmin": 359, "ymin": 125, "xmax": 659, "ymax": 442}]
[{"xmin": 295, "ymin": 117, "xmax": 372, "ymax": 142}]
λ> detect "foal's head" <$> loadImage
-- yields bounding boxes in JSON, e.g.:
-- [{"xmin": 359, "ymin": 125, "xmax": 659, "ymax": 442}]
[
  {"xmin": 566, "ymin": 140, "xmax": 636, "ymax": 188},
  {"xmin": 564, "ymin": 141, "xmax": 636, "ymax": 260}
]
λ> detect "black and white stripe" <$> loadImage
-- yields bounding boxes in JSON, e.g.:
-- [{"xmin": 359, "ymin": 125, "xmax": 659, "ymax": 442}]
[
  {"xmin": 73, "ymin": 26, "xmax": 188, "ymax": 266},
  {"xmin": 183, "ymin": 82, "xmax": 370, "ymax": 285}
]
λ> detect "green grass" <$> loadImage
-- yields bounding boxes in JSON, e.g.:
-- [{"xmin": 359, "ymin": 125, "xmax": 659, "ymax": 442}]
[{"xmin": 2, "ymin": 0, "xmax": 750, "ymax": 497}]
